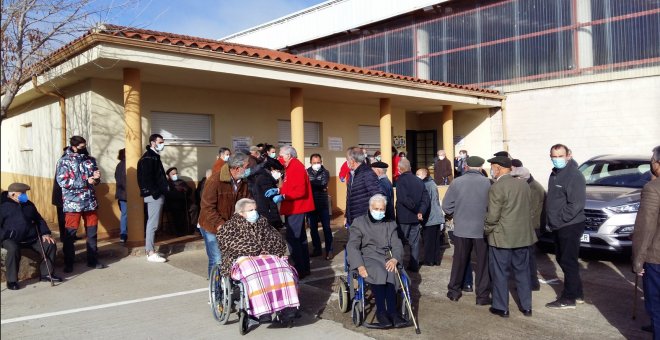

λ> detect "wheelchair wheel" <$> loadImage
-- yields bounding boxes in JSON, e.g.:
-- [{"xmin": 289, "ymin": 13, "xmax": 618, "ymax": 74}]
[
  {"xmin": 209, "ymin": 266, "xmax": 231, "ymax": 324},
  {"xmin": 238, "ymin": 310, "xmax": 249, "ymax": 335},
  {"xmin": 338, "ymin": 277, "xmax": 350, "ymax": 313},
  {"xmin": 351, "ymin": 300, "xmax": 363, "ymax": 326}
]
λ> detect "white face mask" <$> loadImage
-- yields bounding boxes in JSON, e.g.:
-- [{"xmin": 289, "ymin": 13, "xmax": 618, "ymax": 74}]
[
  {"xmin": 417, "ymin": 175, "xmax": 425, "ymax": 180},
  {"xmin": 222, "ymin": 155, "xmax": 230, "ymax": 162},
  {"xmin": 155, "ymin": 143, "xmax": 165, "ymax": 152},
  {"xmin": 311, "ymin": 164, "xmax": 322, "ymax": 171},
  {"xmin": 271, "ymin": 171, "xmax": 282, "ymax": 180},
  {"xmin": 438, "ymin": 156, "xmax": 445, "ymax": 160},
  {"xmin": 170, "ymin": 174, "xmax": 178, "ymax": 181},
  {"xmin": 245, "ymin": 210, "xmax": 259, "ymax": 223}
]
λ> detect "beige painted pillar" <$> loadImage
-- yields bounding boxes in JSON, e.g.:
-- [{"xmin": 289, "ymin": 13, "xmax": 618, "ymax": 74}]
[
  {"xmin": 442, "ymin": 105, "xmax": 454, "ymax": 173},
  {"xmin": 290, "ymin": 87, "xmax": 305, "ymax": 160},
  {"xmin": 379, "ymin": 98, "xmax": 393, "ymax": 180},
  {"xmin": 123, "ymin": 68, "xmax": 145, "ymax": 243}
]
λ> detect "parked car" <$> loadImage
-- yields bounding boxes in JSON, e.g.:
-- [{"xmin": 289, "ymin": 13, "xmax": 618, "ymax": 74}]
[{"xmin": 539, "ymin": 155, "xmax": 652, "ymax": 252}]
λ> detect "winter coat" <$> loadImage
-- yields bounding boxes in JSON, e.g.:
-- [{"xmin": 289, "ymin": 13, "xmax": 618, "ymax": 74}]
[
  {"xmin": 485, "ymin": 174, "xmax": 536, "ymax": 249},
  {"xmin": 307, "ymin": 165, "xmax": 330, "ymax": 206},
  {"xmin": 279, "ymin": 158, "xmax": 315, "ymax": 216},
  {"xmin": 434, "ymin": 157, "xmax": 453, "ymax": 185},
  {"xmin": 527, "ymin": 176, "xmax": 546, "ymax": 230},
  {"xmin": 345, "ymin": 162, "xmax": 382, "ymax": 225},
  {"xmin": 55, "ymin": 147, "xmax": 99, "ymax": 213},
  {"xmin": 346, "ymin": 214, "xmax": 403, "ymax": 286},
  {"xmin": 137, "ymin": 147, "xmax": 169, "ymax": 199},
  {"xmin": 249, "ymin": 166, "xmax": 281, "ymax": 226},
  {"xmin": 0, "ymin": 192, "xmax": 51, "ymax": 243},
  {"xmin": 198, "ymin": 163, "xmax": 251, "ymax": 233},
  {"xmin": 377, "ymin": 175, "xmax": 395, "ymax": 221},
  {"xmin": 546, "ymin": 161, "xmax": 586, "ymax": 230},
  {"xmin": 442, "ymin": 170, "xmax": 491, "ymax": 239},
  {"xmin": 115, "ymin": 158, "xmax": 127, "ymax": 201},
  {"xmin": 216, "ymin": 214, "xmax": 287, "ymax": 276},
  {"xmin": 633, "ymin": 178, "xmax": 660, "ymax": 273},
  {"xmin": 422, "ymin": 177, "xmax": 444, "ymax": 227},
  {"xmin": 395, "ymin": 172, "xmax": 430, "ymax": 224}
]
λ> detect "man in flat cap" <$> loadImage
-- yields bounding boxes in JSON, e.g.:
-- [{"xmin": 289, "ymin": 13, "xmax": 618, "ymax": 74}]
[
  {"xmin": 371, "ymin": 161, "xmax": 394, "ymax": 220},
  {"xmin": 493, "ymin": 151, "xmax": 511, "ymax": 158},
  {"xmin": 1, "ymin": 183, "xmax": 62, "ymax": 290},
  {"xmin": 443, "ymin": 156, "xmax": 492, "ymax": 304},
  {"xmin": 485, "ymin": 156, "xmax": 536, "ymax": 317}
]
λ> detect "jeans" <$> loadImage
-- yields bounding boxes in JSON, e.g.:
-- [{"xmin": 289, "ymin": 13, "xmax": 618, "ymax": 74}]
[
  {"xmin": 307, "ymin": 200, "xmax": 333, "ymax": 254},
  {"xmin": 400, "ymin": 223, "xmax": 421, "ymax": 271},
  {"xmin": 553, "ymin": 223, "xmax": 584, "ymax": 300},
  {"xmin": 643, "ymin": 263, "xmax": 660, "ymax": 340},
  {"xmin": 144, "ymin": 195, "xmax": 165, "ymax": 253},
  {"xmin": 118, "ymin": 200, "xmax": 128, "ymax": 240},
  {"xmin": 200, "ymin": 225, "xmax": 221, "ymax": 278}
]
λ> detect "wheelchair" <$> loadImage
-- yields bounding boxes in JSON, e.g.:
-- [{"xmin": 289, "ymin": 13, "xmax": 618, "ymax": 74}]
[
  {"xmin": 336, "ymin": 250, "xmax": 412, "ymax": 326},
  {"xmin": 209, "ymin": 264, "xmax": 252, "ymax": 335}
]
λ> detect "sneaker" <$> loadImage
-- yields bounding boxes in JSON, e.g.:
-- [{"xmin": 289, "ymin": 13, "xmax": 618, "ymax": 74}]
[
  {"xmin": 576, "ymin": 297, "xmax": 585, "ymax": 304},
  {"xmin": 545, "ymin": 298, "xmax": 576, "ymax": 309},
  {"xmin": 147, "ymin": 253, "xmax": 167, "ymax": 263}
]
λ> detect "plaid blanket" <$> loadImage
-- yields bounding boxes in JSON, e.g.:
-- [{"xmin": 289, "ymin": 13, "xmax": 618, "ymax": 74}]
[{"xmin": 230, "ymin": 255, "xmax": 300, "ymax": 317}]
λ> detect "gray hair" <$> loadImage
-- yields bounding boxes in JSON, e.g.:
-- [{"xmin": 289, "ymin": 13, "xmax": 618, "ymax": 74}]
[
  {"xmin": 227, "ymin": 152, "xmax": 248, "ymax": 168},
  {"xmin": 280, "ymin": 145, "xmax": 298, "ymax": 159},
  {"xmin": 653, "ymin": 145, "xmax": 660, "ymax": 162},
  {"xmin": 235, "ymin": 198, "xmax": 256, "ymax": 213},
  {"xmin": 398, "ymin": 158, "xmax": 411, "ymax": 172},
  {"xmin": 346, "ymin": 146, "xmax": 365, "ymax": 163},
  {"xmin": 368, "ymin": 194, "xmax": 387, "ymax": 207},
  {"xmin": 511, "ymin": 167, "xmax": 531, "ymax": 180}
]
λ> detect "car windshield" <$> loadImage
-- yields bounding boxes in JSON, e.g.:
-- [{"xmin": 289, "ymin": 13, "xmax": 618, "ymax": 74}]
[{"xmin": 579, "ymin": 160, "xmax": 652, "ymax": 188}]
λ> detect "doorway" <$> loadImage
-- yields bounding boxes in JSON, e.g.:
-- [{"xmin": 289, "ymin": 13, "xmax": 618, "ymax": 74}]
[{"xmin": 405, "ymin": 130, "xmax": 437, "ymax": 171}]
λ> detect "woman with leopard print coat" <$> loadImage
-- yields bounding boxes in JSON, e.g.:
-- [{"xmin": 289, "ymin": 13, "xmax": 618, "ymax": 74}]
[{"xmin": 216, "ymin": 199, "xmax": 287, "ymax": 277}]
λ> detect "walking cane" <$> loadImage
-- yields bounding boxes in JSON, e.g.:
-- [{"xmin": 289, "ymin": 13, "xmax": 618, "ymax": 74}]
[
  {"xmin": 632, "ymin": 274, "xmax": 639, "ymax": 320},
  {"xmin": 34, "ymin": 224, "xmax": 55, "ymax": 287},
  {"xmin": 387, "ymin": 248, "xmax": 421, "ymax": 335}
]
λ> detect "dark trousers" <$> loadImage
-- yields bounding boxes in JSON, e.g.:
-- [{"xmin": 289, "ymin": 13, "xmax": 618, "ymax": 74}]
[
  {"xmin": 448, "ymin": 231, "xmax": 474, "ymax": 287},
  {"xmin": 643, "ymin": 263, "xmax": 660, "ymax": 340},
  {"xmin": 553, "ymin": 223, "xmax": 584, "ymax": 300},
  {"xmin": 2, "ymin": 239, "xmax": 56, "ymax": 282},
  {"xmin": 489, "ymin": 246, "xmax": 532, "ymax": 311},
  {"xmin": 307, "ymin": 200, "xmax": 333, "ymax": 254},
  {"xmin": 63, "ymin": 226, "xmax": 98, "ymax": 267},
  {"xmin": 56, "ymin": 206, "xmax": 66, "ymax": 241},
  {"xmin": 422, "ymin": 225, "xmax": 443, "ymax": 264},
  {"xmin": 285, "ymin": 214, "xmax": 311, "ymax": 274},
  {"xmin": 400, "ymin": 223, "xmax": 421, "ymax": 271},
  {"xmin": 448, "ymin": 236, "xmax": 490, "ymax": 301},
  {"xmin": 371, "ymin": 283, "xmax": 397, "ymax": 316},
  {"xmin": 529, "ymin": 243, "xmax": 540, "ymax": 287}
]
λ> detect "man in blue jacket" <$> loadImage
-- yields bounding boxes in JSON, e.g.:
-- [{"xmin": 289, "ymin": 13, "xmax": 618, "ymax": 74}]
[
  {"xmin": 371, "ymin": 161, "xmax": 394, "ymax": 221},
  {"xmin": 395, "ymin": 158, "xmax": 429, "ymax": 272},
  {"xmin": 345, "ymin": 146, "xmax": 382, "ymax": 227},
  {"xmin": 1, "ymin": 183, "xmax": 62, "ymax": 290},
  {"xmin": 545, "ymin": 144, "xmax": 586, "ymax": 309}
]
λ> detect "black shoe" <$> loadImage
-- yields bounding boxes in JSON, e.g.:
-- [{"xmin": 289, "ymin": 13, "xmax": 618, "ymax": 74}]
[
  {"xmin": 298, "ymin": 270, "xmax": 311, "ymax": 280},
  {"xmin": 87, "ymin": 263, "xmax": 108, "ymax": 269},
  {"xmin": 391, "ymin": 314, "xmax": 411, "ymax": 328},
  {"xmin": 489, "ymin": 307, "xmax": 509, "ymax": 318},
  {"xmin": 64, "ymin": 265, "xmax": 73, "ymax": 273},
  {"xmin": 365, "ymin": 313, "xmax": 393, "ymax": 329},
  {"xmin": 446, "ymin": 292, "xmax": 461, "ymax": 302},
  {"xmin": 545, "ymin": 298, "xmax": 576, "ymax": 309},
  {"xmin": 462, "ymin": 284, "xmax": 473, "ymax": 292},
  {"xmin": 641, "ymin": 325, "xmax": 653, "ymax": 333},
  {"xmin": 476, "ymin": 298, "xmax": 492, "ymax": 306},
  {"xmin": 40, "ymin": 274, "xmax": 64, "ymax": 282},
  {"xmin": 310, "ymin": 250, "xmax": 322, "ymax": 257},
  {"xmin": 519, "ymin": 308, "xmax": 532, "ymax": 317},
  {"xmin": 406, "ymin": 266, "xmax": 419, "ymax": 273},
  {"xmin": 531, "ymin": 283, "xmax": 541, "ymax": 291},
  {"xmin": 6, "ymin": 282, "xmax": 20, "ymax": 290}
]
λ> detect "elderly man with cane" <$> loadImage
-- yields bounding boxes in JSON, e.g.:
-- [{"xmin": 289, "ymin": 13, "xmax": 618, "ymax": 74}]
[{"xmin": 1, "ymin": 183, "xmax": 62, "ymax": 290}]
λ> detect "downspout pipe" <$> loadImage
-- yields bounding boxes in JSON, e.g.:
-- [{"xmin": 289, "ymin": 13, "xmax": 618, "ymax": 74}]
[
  {"xmin": 500, "ymin": 98, "xmax": 509, "ymax": 152},
  {"xmin": 32, "ymin": 76, "xmax": 66, "ymax": 149}
]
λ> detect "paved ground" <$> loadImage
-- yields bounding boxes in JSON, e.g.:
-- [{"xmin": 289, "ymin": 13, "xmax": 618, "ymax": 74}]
[{"xmin": 0, "ymin": 226, "xmax": 652, "ymax": 340}]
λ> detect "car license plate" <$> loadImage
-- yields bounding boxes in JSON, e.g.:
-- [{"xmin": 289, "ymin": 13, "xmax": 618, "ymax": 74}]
[{"xmin": 580, "ymin": 233, "xmax": 590, "ymax": 243}]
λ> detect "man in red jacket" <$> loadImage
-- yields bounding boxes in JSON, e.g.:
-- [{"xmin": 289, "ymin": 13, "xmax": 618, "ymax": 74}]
[{"xmin": 265, "ymin": 145, "xmax": 315, "ymax": 278}]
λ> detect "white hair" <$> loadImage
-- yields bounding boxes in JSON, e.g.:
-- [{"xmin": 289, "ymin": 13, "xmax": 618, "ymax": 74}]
[
  {"xmin": 235, "ymin": 198, "xmax": 256, "ymax": 213},
  {"xmin": 280, "ymin": 145, "xmax": 297, "ymax": 158},
  {"xmin": 368, "ymin": 194, "xmax": 387, "ymax": 207}
]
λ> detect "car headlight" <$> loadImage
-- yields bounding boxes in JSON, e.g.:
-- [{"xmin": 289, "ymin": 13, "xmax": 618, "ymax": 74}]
[
  {"xmin": 607, "ymin": 202, "xmax": 640, "ymax": 213},
  {"xmin": 615, "ymin": 225, "xmax": 635, "ymax": 234}
]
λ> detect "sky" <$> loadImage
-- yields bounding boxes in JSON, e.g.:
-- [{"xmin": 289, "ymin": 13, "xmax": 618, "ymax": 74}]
[{"xmin": 92, "ymin": 0, "xmax": 326, "ymax": 40}]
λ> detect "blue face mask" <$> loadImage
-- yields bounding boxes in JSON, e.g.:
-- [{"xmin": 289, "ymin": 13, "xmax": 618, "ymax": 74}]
[
  {"xmin": 370, "ymin": 210, "xmax": 385, "ymax": 221},
  {"xmin": 245, "ymin": 210, "xmax": 259, "ymax": 223},
  {"xmin": 552, "ymin": 158, "xmax": 567, "ymax": 169},
  {"xmin": 242, "ymin": 168, "xmax": 251, "ymax": 178},
  {"xmin": 18, "ymin": 193, "xmax": 29, "ymax": 203}
]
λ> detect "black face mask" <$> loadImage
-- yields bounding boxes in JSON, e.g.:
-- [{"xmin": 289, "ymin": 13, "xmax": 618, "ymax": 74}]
[{"xmin": 75, "ymin": 148, "xmax": 89, "ymax": 155}]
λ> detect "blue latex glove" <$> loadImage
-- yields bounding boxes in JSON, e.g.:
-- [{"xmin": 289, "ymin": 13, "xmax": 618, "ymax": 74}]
[
  {"xmin": 272, "ymin": 195, "xmax": 284, "ymax": 204},
  {"xmin": 264, "ymin": 188, "xmax": 279, "ymax": 198}
]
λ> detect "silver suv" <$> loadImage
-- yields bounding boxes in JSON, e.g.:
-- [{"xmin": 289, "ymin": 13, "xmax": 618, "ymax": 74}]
[{"xmin": 541, "ymin": 155, "xmax": 652, "ymax": 252}]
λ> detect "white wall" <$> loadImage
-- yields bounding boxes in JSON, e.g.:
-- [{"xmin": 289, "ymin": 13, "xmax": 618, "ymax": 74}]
[{"xmin": 505, "ymin": 75, "xmax": 660, "ymax": 187}]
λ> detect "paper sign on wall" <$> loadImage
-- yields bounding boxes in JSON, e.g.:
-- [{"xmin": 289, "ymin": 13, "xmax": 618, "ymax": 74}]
[
  {"xmin": 328, "ymin": 137, "xmax": 343, "ymax": 151},
  {"xmin": 232, "ymin": 136, "xmax": 252, "ymax": 152}
]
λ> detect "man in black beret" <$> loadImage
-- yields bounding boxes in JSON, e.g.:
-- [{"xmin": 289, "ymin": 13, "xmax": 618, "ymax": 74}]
[
  {"xmin": 371, "ymin": 161, "xmax": 395, "ymax": 220},
  {"xmin": 1, "ymin": 183, "xmax": 62, "ymax": 290},
  {"xmin": 493, "ymin": 151, "xmax": 511, "ymax": 158},
  {"xmin": 511, "ymin": 159, "xmax": 523, "ymax": 168}
]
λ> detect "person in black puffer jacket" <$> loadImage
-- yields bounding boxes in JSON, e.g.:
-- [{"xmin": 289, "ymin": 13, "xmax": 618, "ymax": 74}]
[
  {"xmin": 1, "ymin": 183, "xmax": 62, "ymax": 290},
  {"xmin": 307, "ymin": 153, "xmax": 333, "ymax": 259},
  {"xmin": 248, "ymin": 155, "xmax": 284, "ymax": 229},
  {"xmin": 395, "ymin": 158, "xmax": 430, "ymax": 272},
  {"xmin": 345, "ymin": 147, "xmax": 382, "ymax": 226}
]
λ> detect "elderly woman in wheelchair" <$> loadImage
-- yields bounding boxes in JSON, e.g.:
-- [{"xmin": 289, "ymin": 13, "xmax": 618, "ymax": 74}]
[
  {"xmin": 345, "ymin": 194, "xmax": 411, "ymax": 329},
  {"xmin": 210, "ymin": 198, "xmax": 296, "ymax": 334}
]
